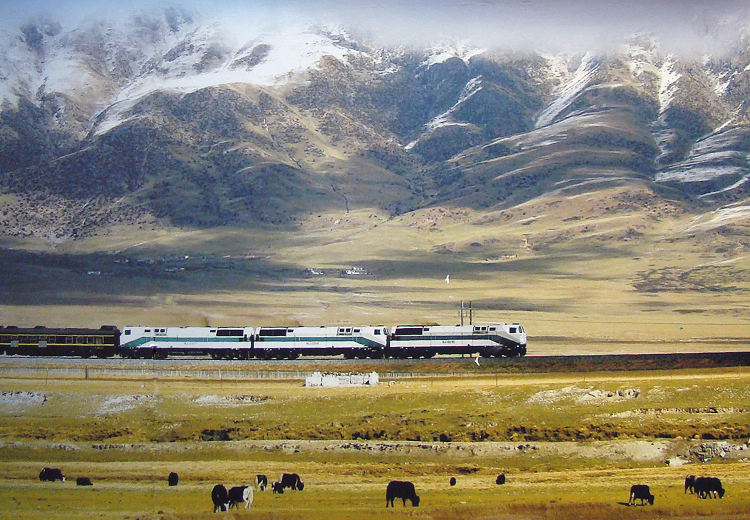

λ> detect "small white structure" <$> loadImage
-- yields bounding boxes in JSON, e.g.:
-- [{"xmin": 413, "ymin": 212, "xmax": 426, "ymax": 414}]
[{"xmin": 305, "ymin": 371, "xmax": 379, "ymax": 387}]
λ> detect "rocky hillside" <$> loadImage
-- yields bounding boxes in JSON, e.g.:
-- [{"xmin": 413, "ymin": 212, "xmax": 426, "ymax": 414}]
[{"xmin": 0, "ymin": 8, "xmax": 749, "ymax": 241}]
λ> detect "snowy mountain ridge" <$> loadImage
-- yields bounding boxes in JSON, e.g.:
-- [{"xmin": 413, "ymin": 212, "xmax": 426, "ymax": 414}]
[{"xmin": 1, "ymin": 7, "xmax": 750, "ymax": 239}]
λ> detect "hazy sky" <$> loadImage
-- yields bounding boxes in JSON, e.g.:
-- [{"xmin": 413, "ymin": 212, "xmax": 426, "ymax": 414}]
[{"xmin": 1, "ymin": 0, "xmax": 748, "ymax": 54}]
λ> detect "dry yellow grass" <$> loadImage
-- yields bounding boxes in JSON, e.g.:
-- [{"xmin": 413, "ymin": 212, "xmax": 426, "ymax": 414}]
[{"xmin": 1, "ymin": 368, "xmax": 749, "ymax": 518}]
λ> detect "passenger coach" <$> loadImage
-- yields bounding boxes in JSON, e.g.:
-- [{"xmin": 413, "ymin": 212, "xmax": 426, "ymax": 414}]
[{"xmin": 0, "ymin": 325, "xmax": 119, "ymax": 358}]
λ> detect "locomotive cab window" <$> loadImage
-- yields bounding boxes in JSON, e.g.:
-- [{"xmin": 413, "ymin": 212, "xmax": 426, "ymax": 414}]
[{"xmin": 395, "ymin": 327, "xmax": 422, "ymax": 335}]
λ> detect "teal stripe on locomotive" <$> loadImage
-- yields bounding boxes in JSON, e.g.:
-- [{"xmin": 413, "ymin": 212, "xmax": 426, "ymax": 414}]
[
  {"xmin": 391, "ymin": 334, "xmax": 493, "ymax": 342},
  {"xmin": 120, "ymin": 337, "xmax": 247, "ymax": 348},
  {"xmin": 390, "ymin": 334, "xmax": 522, "ymax": 346},
  {"xmin": 256, "ymin": 336, "xmax": 383, "ymax": 349}
]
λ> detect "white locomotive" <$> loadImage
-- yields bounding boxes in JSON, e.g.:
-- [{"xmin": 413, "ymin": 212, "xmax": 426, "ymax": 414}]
[
  {"xmin": 119, "ymin": 323, "xmax": 526, "ymax": 359},
  {"xmin": 119, "ymin": 326, "xmax": 254, "ymax": 359},
  {"xmin": 388, "ymin": 323, "xmax": 526, "ymax": 358}
]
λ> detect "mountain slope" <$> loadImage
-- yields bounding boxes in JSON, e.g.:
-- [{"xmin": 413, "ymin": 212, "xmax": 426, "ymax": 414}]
[{"xmin": 0, "ymin": 8, "xmax": 749, "ymax": 242}]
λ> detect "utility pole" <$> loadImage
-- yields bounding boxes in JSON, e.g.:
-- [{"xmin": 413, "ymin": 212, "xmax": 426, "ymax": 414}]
[{"xmin": 459, "ymin": 301, "xmax": 473, "ymax": 326}]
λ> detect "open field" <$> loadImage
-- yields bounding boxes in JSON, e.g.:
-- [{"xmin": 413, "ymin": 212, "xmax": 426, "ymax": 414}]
[
  {"xmin": 2, "ymin": 184, "xmax": 750, "ymax": 357},
  {"xmin": 1, "ymin": 367, "xmax": 749, "ymax": 518},
  {"xmin": 2, "ymin": 182, "xmax": 750, "ymax": 517}
]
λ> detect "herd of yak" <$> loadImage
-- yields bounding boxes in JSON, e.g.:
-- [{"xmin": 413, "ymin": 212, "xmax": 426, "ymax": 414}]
[
  {"xmin": 38, "ymin": 466, "xmax": 727, "ymax": 511},
  {"xmin": 628, "ymin": 475, "xmax": 725, "ymax": 506}
]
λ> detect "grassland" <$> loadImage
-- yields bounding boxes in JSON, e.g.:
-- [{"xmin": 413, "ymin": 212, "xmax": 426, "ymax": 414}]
[
  {"xmin": 2, "ymin": 178, "xmax": 750, "ymax": 516},
  {"xmin": 1, "ymin": 367, "xmax": 749, "ymax": 519},
  {"xmin": 2, "ymin": 182, "xmax": 749, "ymax": 358}
]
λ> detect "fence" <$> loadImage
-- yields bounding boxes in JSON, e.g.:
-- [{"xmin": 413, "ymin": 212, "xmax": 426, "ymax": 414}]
[{"xmin": 0, "ymin": 365, "xmax": 470, "ymax": 381}]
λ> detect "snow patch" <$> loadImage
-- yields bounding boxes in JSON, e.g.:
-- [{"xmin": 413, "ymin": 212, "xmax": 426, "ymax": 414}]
[
  {"xmin": 535, "ymin": 53, "xmax": 599, "ymax": 128},
  {"xmin": 683, "ymin": 203, "xmax": 750, "ymax": 233},
  {"xmin": 421, "ymin": 42, "xmax": 485, "ymax": 68},
  {"xmin": 193, "ymin": 394, "xmax": 270, "ymax": 406},
  {"xmin": 0, "ymin": 391, "xmax": 46, "ymax": 411},
  {"xmin": 97, "ymin": 394, "xmax": 155, "ymax": 415},
  {"xmin": 656, "ymin": 165, "xmax": 745, "ymax": 183},
  {"xmin": 527, "ymin": 386, "xmax": 640, "ymax": 405},
  {"xmin": 658, "ymin": 55, "xmax": 680, "ymax": 113},
  {"xmin": 405, "ymin": 76, "xmax": 483, "ymax": 149}
]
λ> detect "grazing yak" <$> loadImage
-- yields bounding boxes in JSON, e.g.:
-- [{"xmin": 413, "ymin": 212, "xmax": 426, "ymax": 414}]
[
  {"xmin": 168, "ymin": 472, "xmax": 179, "ymax": 487},
  {"xmin": 272, "ymin": 481, "xmax": 284, "ymax": 494},
  {"xmin": 386, "ymin": 480, "xmax": 420, "ymax": 507},
  {"xmin": 279, "ymin": 473, "xmax": 304, "ymax": 491},
  {"xmin": 449, "ymin": 477, "xmax": 456, "ymax": 486},
  {"xmin": 39, "ymin": 468, "xmax": 65, "ymax": 482},
  {"xmin": 256, "ymin": 474, "xmax": 267, "ymax": 491},
  {"xmin": 211, "ymin": 484, "xmax": 230, "ymax": 512},
  {"xmin": 228, "ymin": 485, "xmax": 253, "ymax": 510},
  {"xmin": 76, "ymin": 477, "xmax": 93, "ymax": 486},
  {"xmin": 629, "ymin": 484, "xmax": 655, "ymax": 506},
  {"xmin": 496, "ymin": 474, "xmax": 505, "ymax": 485},
  {"xmin": 694, "ymin": 477, "xmax": 725, "ymax": 499},
  {"xmin": 684, "ymin": 475, "xmax": 695, "ymax": 494}
]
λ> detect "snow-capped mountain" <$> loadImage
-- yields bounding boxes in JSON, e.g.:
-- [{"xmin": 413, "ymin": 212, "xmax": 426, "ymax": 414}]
[{"xmin": 1, "ymin": 7, "xmax": 749, "ymax": 239}]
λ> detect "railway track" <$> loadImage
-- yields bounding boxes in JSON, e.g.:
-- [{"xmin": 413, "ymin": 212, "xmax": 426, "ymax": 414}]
[{"xmin": 0, "ymin": 351, "xmax": 748, "ymax": 380}]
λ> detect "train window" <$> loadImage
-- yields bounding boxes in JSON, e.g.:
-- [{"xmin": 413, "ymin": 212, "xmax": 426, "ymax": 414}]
[
  {"xmin": 145, "ymin": 329, "xmax": 151, "ymax": 333},
  {"xmin": 395, "ymin": 327, "xmax": 422, "ymax": 335},
  {"xmin": 374, "ymin": 329, "xmax": 381, "ymax": 335},
  {"xmin": 217, "ymin": 329, "xmax": 243, "ymax": 337},
  {"xmin": 489, "ymin": 327, "xmax": 496, "ymax": 331},
  {"xmin": 288, "ymin": 329, "xmax": 294, "ymax": 333},
  {"xmin": 124, "ymin": 330, "xmax": 131, "ymax": 335},
  {"xmin": 210, "ymin": 330, "xmax": 216, "ymax": 333},
  {"xmin": 509, "ymin": 327, "xmax": 517, "ymax": 333},
  {"xmin": 259, "ymin": 328, "xmax": 286, "ymax": 337},
  {"xmin": 353, "ymin": 329, "xmax": 360, "ymax": 333}
]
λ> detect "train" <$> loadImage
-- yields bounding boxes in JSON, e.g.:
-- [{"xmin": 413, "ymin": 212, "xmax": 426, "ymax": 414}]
[{"xmin": 0, "ymin": 322, "xmax": 527, "ymax": 360}]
